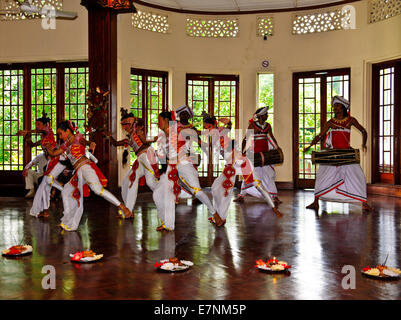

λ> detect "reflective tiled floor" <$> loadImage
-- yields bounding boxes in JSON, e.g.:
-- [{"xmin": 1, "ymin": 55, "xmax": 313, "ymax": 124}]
[{"xmin": 0, "ymin": 190, "xmax": 400, "ymax": 300}]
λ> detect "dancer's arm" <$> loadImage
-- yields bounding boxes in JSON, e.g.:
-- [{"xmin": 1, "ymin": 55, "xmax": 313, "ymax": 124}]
[
  {"xmin": 242, "ymin": 123, "xmax": 253, "ymax": 154},
  {"xmin": 46, "ymin": 145, "xmax": 65, "ymax": 157},
  {"xmin": 267, "ymin": 125, "xmax": 281, "ymax": 150},
  {"xmin": 18, "ymin": 129, "xmax": 47, "ymax": 136},
  {"xmin": 350, "ymin": 117, "xmax": 368, "ymax": 152},
  {"xmin": 303, "ymin": 121, "xmax": 331, "ymax": 152},
  {"xmin": 20, "ymin": 132, "xmax": 42, "ymax": 148},
  {"xmin": 79, "ymin": 137, "xmax": 96, "ymax": 153},
  {"xmin": 22, "ymin": 153, "xmax": 43, "ymax": 177}
]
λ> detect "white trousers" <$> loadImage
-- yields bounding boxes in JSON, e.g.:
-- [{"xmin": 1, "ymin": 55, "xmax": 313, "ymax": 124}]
[
  {"xmin": 61, "ymin": 164, "xmax": 121, "ymax": 231},
  {"xmin": 240, "ymin": 165, "xmax": 278, "ymax": 198},
  {"xmin": 30, "ymin": 161, "xmax": 66, "ymax": 217},
  {"xmin": 153, "ymin": 165, "xmax": 177, "ymax": 230},
  {"xmin": 177, "ymin": 162, "xmax": 215, "ymax": 214},
  {"xmin": 121, "ymin": 151, "xmax": 159, "ymax": 212},
  {"xmin": 25, "ymin": 170, "xmax": 43, "ymax": 190},
  {"xmin": 314, "ymin": 164, "xmax": 367, "ymax": 203},
  {"xmin": 211, "ymin": 156, "xmax": 275, "ymax": 220}
]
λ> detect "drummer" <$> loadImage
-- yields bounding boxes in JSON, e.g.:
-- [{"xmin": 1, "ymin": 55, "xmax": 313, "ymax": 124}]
[
  {"xmin": 304, "ymin": 96, "xmax": 373, "ymax": 212},
  {"xmin": 234, "ymin": 106, "xmax": 282, "ymax": 207}
]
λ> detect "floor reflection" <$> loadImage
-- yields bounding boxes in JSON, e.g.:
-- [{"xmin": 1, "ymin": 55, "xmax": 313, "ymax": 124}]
[{"xmin": 0, "ymin": 191, "xmax": 400, "ymax": 299}]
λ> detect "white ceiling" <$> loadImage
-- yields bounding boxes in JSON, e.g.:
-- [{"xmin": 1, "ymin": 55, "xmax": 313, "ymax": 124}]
[{"xmin": 135, "ymin": 0, "xmax": 350, "ymax": 12}]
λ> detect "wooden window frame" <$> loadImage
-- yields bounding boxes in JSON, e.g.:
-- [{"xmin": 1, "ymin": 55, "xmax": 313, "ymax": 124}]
[
  {"xmin": 186, "ymin": 73, "xmax": 239, "ymax": 186},
  {"xmin": 293, "ymin": 68, "xmax": 351, "ymax": 189},
  {"xmin": 130, "ymin": 67, "xmax": 168, "ymax": 135},
  {"xmin": 371, "ymin": 59, "xmax": 401, "ymax": 185},
  {"xmin": 0, "ymin": 61, "xmax": 88, "ymax": 189}
]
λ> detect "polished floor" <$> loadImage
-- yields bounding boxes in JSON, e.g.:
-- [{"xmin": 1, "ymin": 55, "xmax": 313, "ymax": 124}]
[{"xmin": 0, "ymin": 190, "xmax": 401, "ymax": 300}]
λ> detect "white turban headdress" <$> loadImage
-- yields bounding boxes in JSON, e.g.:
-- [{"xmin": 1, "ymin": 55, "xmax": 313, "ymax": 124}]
[{"xmin": 175, "ymin": 105, "xmax": 194, "ymax": 119}]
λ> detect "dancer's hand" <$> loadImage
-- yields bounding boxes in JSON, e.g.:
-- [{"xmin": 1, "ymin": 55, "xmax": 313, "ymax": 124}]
[
  {"xmin": 89, "ymin": 142, "xmax": 96, "ymax": 153},
  {"xmin": 153, "ymin": 136, "xmax": 158, "ymax": 142},
  {"xmin": 22, "ymin": 169, "xmax": 28, "ymax": 177},
  {"xmin": 17, "ymin": 130, "xmax": 27, "ymax": 136}
]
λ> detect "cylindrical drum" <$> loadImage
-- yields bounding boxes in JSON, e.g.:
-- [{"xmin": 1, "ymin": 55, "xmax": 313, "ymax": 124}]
[
  {"xmin": 312, "ymin": 148, "xmax": 360, "ymax": 166},
  {"xmin": 252, "ymin": 149, "xmax": 284, "ymax": 167}
]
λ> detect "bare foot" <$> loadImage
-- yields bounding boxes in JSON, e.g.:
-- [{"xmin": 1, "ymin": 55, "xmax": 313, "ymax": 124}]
[
  {"xmin": 273, "ymin": 197, "xmax": 282, "ymax": 208},
  {"xmin": 156, "ymin": 225, "xmax": 170, "ymax": 232},
  {"xmin": 118, "ymin": 204, "xmax": 134, "ymax": 219},
  {"xmin": 272, "ymin": 207, "xmax": 283, "ymax": 218},
  {"xmin": 362, "ymin": 202, "xmax": 374, "ymax": 213},
  {"xmin": 38, "ymin": 210, "xmax": 49, "ymax": 219},
  {"xmin": 213, "ymin": 212, "xmax": 226, "ymax": 227},
  {"xmin": 233, "ymin": 195, "xmax": 244, "ymax": 203},
  {"xmin": 208, "ymin": 213, "xmax": 226, "ymax": 227},
  {"xmin": 306, "ymin": 199, "xmax": 319, "ymax": 210}
]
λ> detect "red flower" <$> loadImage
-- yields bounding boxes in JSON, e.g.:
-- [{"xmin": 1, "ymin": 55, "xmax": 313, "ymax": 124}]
[
  {"xmin": 154, "ymin": 261, "xmax": 167, "ymax": 268},
  {"xmin": 71, "ymin": 252, "xmax": 83, "ymax": 261},
  {"xmin": 362, "ymin": 267, "xmax": 371, "ymax": 272}
]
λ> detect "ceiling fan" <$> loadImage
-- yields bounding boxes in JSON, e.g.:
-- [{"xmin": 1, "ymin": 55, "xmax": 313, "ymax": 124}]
[{"xmin": 18, "ymin": 0, "xmax": 78, "ymax": 20}]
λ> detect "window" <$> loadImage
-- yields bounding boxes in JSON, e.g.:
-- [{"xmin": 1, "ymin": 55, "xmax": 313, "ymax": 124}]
[
  {"xmin": 30, "ymin": 67, "xmax": 57, "ymax": 158},
  {"xmin": 64, "ymin": 65, "xmax": 90, "ymax": 137},
  {"xmin": 257, "ymin": 73, "xmax": 274, "ymax": 129},
  {"xmin": 0, "ymin": 62, "xmax": 88, "ymax": 180},
  {"xmin": 293, "ymin": 68, "xmax": 350, "ymax": 188},
  {"xmin": 0, "ymin": 67, "xmax": 24, "ymax": 171},
  {"xmin": 372, "ymin": 60, "xmax": 401, "ymax": 185},
  {"xmin": 186, "ymin": 74, "xmax": 239, "ymax": 185},
  {"xmin": 129, "ymin": 68, "xmax": 168, "ymax": 164},
  {"xmin": 130, "ymin": 68, "xmax": 168, "ymax": 138}
]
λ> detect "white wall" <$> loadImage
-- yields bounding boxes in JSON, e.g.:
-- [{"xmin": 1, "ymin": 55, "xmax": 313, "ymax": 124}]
[{"xmin": 1, "ymin": 0, "xmax": 400, "ymax": 184}]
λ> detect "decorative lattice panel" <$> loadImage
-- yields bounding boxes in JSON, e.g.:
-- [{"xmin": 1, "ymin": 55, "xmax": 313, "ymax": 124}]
[
  {"xmin": 256, "ymin": 16, "xmax": 274, "ymax": 37},
  {"xmin": 132, "ymin": 10, "xmax": 169, "ymax": 34},
  {"xmin": 292, "ymin": 9, "xmax": 352, "ymax": 34},
  {"xmin": 369, "ymin": 0, "xmax": 401, "ymax": 23},
  {"xmin": 1, "ymin": 0, "xmax": 63, "ymax": 21},
  {"xmin": 186, "ymin": 18, "xmax": 239, "ymax": 38}
]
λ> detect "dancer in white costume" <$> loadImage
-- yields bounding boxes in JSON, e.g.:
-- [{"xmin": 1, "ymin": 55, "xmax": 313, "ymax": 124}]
[
  {"xmin": 175, "ymin": 107, "xmax": 216, "ymax": 212},
  {"xmin": 106, "ymin": 108, "xmax": 159, "ymax": 213},
  {"xmin": 202, "ymin": 112, "xmax": 282, "ymax": 226},
  {"xmin": 153, "ymin": 110, "xmax": 219, "ymax": 231},
  {"xmin": 304, "ymin": 96, "xmax": 374, "ymax": 212},
  {"xmin": 18, "ymin": 113, "xmax": 65, "ymax": 218},
  {"xmin": 22, "ymin": 152, "xmax": 48, "ymax": 198},
  {"xmin": 46, "ymin": 121, "xmax": 133, "ymax": 231},
  {"xmin": 234, "ymin": 107, "xmax": 282, "ymax": 207}
]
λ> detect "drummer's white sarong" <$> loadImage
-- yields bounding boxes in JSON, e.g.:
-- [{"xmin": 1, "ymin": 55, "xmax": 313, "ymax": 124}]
[{"xmin": 314, "ymin": 164, "xmax": 367, "ymax": 203}]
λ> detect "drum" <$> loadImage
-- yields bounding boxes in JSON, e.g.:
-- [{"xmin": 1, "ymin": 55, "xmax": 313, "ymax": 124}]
[
  {"xmin": 252, "ymin": 149, "xmax": 284, "ymax": 167},
  {"xmin": 312, "ymin": 148, "xmax": 360, "ymax": 166}
]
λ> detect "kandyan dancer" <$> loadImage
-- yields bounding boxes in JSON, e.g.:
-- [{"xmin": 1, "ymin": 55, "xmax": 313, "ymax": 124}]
[
  {"xmin": 46, "ymin": 121, "xmax": 133, "ymax": 231},
  {"xmin": 153, "ymin": 110, "xmax": 218, "ymax": 231},
  {"xmin": 106, "ymin": 108, "xmax": 159, "ymax": 214},
  {"xmin": 18, "ymin": 113, "xmax": 65, "ymax": 218},
  {"xmin": 202, "ymin": 112, "xmax": 282, "ymax": 226},
  {"xmin": 304, "ymin": 96, "xmax": 373, "ymax": 212},
  {"xmin": 174, "ymin": 106, "xmax": 217, "ymax": 216},
  {"xmin": 234, "ymin": 107, "xmax": 282, "ymax": 207}
]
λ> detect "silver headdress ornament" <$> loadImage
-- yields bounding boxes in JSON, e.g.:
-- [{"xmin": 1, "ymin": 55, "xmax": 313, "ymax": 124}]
[
  {"xmin": 253, "ymin": 106, "xmax": 269, "ymax": 121},
  {"xmin": 175, "ymin": 105, "xmax": 194, "ymax": 118},
  {"xmin": 332, "ymin": 96, "xmax": 350, "ymax": 110}
]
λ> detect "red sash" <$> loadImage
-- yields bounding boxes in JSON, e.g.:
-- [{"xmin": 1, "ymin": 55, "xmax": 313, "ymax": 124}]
[
  {"xmin": 44, "ymin": 156, "xmax": 60, "ymax": 176},
  {"xmin": 70, "ymin": 162, "xmax": 108, "ymax": 206}
]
